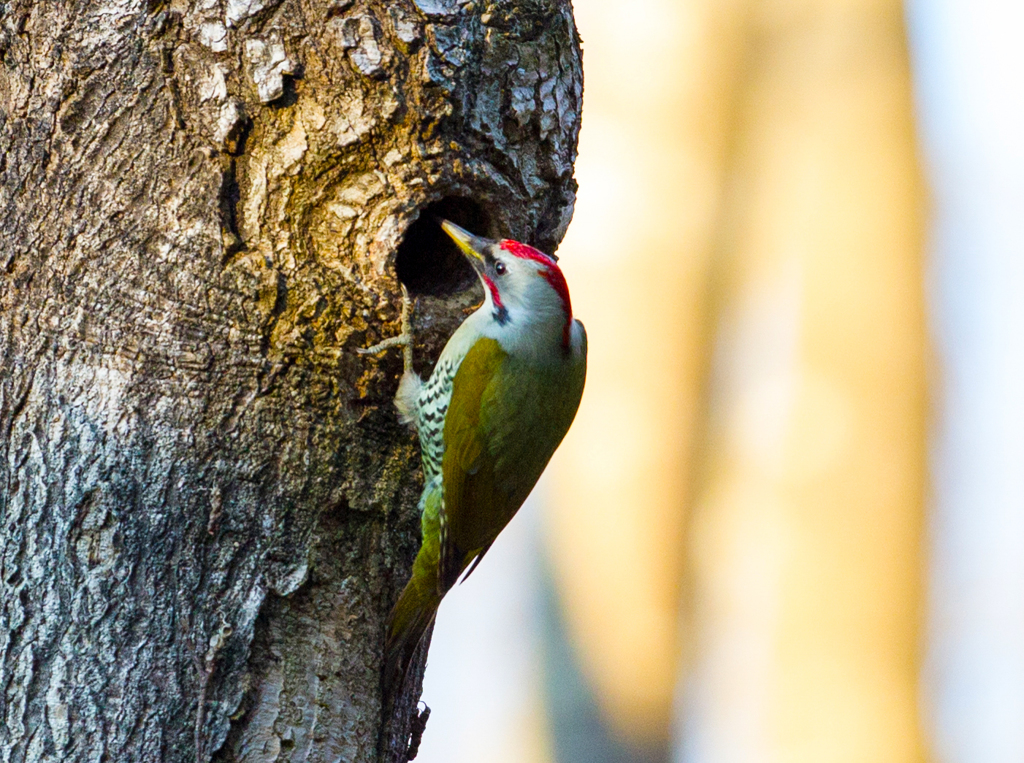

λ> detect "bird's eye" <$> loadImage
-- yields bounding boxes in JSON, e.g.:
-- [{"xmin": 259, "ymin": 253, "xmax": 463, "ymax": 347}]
[{"xmin": 494, "ymin": 261, "xmax": 507, "ymax": 276}]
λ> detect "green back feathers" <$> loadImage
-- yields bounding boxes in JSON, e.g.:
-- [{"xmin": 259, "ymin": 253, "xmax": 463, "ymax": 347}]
[{"xmin": 440, "ymin": 334, "xmax": 586, "ymax": 589}]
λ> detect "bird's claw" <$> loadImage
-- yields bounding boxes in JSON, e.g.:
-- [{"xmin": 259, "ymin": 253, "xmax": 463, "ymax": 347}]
[
  {"xmin": 357, "ymin": 286, "xmax": 416, "ymax": 375},
  {"xmin": 356, "ymin": 334, "xmax": 409, "ymax": 355}
]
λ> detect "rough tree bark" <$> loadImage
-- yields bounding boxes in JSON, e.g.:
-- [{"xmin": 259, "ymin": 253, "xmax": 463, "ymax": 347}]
[{"xmin": 0, "ymin": 1, "xmax": 581, "ymax": 761}]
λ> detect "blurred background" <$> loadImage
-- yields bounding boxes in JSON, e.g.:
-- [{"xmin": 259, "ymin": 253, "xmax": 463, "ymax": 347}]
[{"xmin": 417, "ymin": 1, "xmax": 1024, "ymax": 761}]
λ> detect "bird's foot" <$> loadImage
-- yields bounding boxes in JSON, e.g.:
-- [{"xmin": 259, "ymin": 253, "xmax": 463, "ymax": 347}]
[
  {"xmin": 358, "ymin": 334, "xmax": 408, "ymax": 354},
  {"xmin": 357, "ymin": 285, "xmax": 416, "ymax": 375}
]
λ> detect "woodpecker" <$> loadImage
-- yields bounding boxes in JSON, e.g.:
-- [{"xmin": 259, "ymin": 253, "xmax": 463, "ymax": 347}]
[{"xmin": 360, "ymin": 219, "xmax": 587, "ymax": 702}]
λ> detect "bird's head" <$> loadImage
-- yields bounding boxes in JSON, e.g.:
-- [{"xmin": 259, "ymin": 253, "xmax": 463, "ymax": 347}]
[{"xmin": 441, "ymin": 219, "xmax": 574, "ymax": 351}]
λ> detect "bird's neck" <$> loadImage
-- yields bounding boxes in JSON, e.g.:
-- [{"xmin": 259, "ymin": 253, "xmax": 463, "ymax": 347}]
[{"xmin": 480, "ymin": 305, "xmax": 575, "ymax": 364}]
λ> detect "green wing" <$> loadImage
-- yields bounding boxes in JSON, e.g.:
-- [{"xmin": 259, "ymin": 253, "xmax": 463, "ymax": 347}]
[{"xmin": 439, "ymin": 333, "xmax": 587, "ymax": 591}]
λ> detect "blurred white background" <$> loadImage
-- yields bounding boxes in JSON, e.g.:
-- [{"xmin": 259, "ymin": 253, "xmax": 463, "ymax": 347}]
[{"xmin": 907, "ymin": 1, "xmax": 1024, "ymax": 761}]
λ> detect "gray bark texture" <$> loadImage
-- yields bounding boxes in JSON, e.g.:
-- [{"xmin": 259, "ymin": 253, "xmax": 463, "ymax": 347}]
[{"xmin": 0, "ymin": 0, "xmax": 581, "ymax": 761}]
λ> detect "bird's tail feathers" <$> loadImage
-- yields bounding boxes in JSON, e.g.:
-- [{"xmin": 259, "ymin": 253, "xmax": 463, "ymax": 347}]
[{"xmin": 383, "ymin": 571, "xmax": 441, "ymax": 708}]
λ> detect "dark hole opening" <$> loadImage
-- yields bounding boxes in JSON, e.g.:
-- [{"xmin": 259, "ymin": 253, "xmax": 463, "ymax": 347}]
[{"xmin": 396, "ymin": 197, "xmax": 492, "ymax": 296}]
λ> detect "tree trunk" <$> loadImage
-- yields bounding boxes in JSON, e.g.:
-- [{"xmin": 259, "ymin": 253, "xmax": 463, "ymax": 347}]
[{"xmin": 0, "ymin": 1, "xmax": 581, "ymax": 761}]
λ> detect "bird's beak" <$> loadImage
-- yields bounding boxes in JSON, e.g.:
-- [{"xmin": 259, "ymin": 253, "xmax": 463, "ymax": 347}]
[{"xmin": 440, "ymin": 219, "xmax": 488, "ymax": 273}]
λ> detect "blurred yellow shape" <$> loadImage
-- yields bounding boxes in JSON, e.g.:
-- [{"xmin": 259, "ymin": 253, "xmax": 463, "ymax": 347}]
[
  {"xmin": 689, "ymin": 1, "xmax": 928, "ymax": 761},
  {"xmin": 549, "ymin": 0, "xmax": 748, "ymax": 746},
  {"xmin": 550, "ymin": 0, "xmax": 927, "ymax": 758}
]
